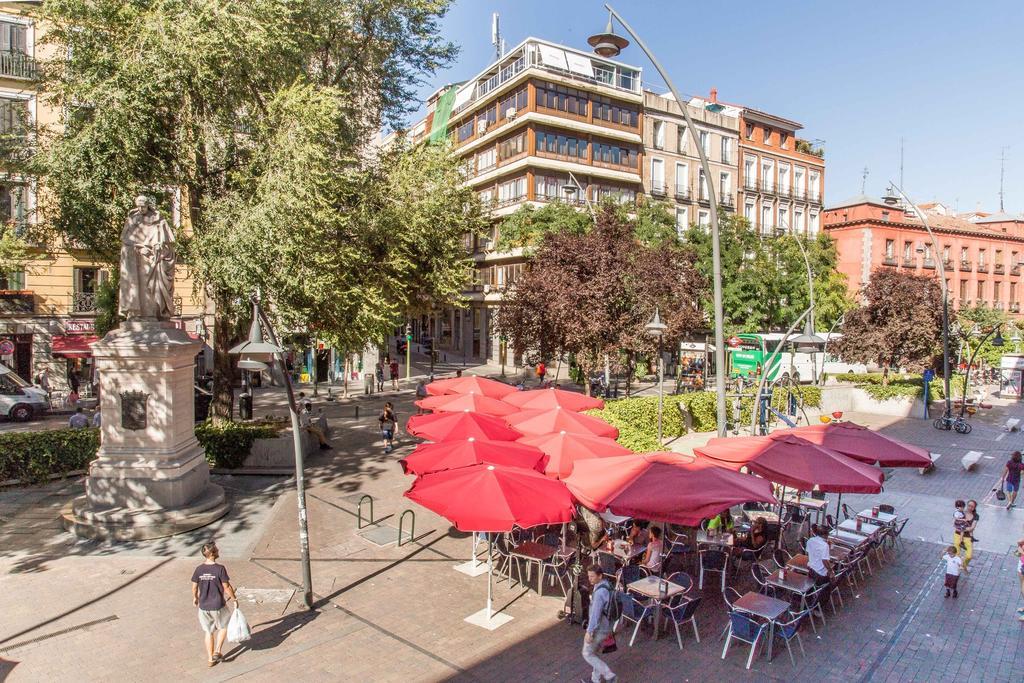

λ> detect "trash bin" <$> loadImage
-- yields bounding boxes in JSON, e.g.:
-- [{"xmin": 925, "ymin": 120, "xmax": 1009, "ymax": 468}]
[{"xmin": 239, "ymin": 392, "xmax": 253, "ymax": 420}]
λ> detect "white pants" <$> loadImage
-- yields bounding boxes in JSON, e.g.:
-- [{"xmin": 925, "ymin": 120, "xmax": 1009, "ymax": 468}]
[{"xmin": 582, "ymin": 631, "xmax": 614, "ymax": 683}]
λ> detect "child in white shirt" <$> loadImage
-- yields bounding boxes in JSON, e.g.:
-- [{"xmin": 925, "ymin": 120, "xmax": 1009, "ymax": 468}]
[{"xmin": 944, "ymin": 545, "xmax": 963, "ymax": 598}]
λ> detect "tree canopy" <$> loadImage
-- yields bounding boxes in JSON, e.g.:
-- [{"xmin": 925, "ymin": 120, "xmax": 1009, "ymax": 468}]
[{"xmin": 831, "ymin": 268, "xmax": 943, "ymax": 381}]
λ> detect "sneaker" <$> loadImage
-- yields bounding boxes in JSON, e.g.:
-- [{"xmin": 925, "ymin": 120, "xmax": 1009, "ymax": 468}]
[
  {"xmin": 1017, "ymin": 607, "xmax": 1024, "ymax": 614},
  {"xmin": 945, "ymin": 589, "xmax": 950, "ymax": 598},
  {"xmin": 952, "ymin": 590, "xmax": 958, "ymax": 598}
]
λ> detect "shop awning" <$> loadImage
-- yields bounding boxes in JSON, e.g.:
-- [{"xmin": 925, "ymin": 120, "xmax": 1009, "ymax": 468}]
[{"xmin": 52, "ymin": 335, "xmax": 99, "ymax": 357}]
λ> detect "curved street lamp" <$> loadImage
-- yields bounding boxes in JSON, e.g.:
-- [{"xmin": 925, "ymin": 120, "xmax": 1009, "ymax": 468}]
[
  {"xmin": 961, "ymin": 324, "xmax": 1003, "ymax": 418},
  {"xmin": 589, "ymin": 6, "xmax": 729, "ymax": 437},
  {"xmin": 750, "ymin": 306, "xmax": 820, "ymax": 435}
]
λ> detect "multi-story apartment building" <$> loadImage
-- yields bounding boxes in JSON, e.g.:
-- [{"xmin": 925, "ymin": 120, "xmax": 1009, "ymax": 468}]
[
  {"xmin": 0, "ymin": 5, "xmax": 207, "ymax": 394},
  {"xmin": 685, "ymin": 93, "xmax": 827, "ymax": 237},
  {"xmin": 642, "ymin": 91, "xmax": 739, "ymax": 235},
  {"xmin": 402, "ymin": 38, "xmax": 644, "ymax": 366},
  {"xmin": 824, "ymin": 194, "xmax": 1024, "ymax": 316}
]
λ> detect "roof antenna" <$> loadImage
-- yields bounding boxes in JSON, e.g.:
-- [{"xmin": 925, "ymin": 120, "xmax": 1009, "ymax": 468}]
[
  {"xmin": 899, "ymin": 137, "xmax": 904, "ymax": 190},
  {"xmin": 999, "ymin": 146, "xmax": 1009, "ymax": 213},
  {"xmin": 861, "ymin": 166, "xmax": 869, "ymax": 195},
  {"xmin": 491, "ymin": 13, "xmax": 503, "ymax": 63}
]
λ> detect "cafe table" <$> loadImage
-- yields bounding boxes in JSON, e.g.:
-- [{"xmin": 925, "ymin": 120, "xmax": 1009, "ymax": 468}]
[
  {"xmin": 733, "ymin": 591, "xmax": 790, "ymax": 661},
  {"xmin": 627, "ymin": 576, "xmax": 687, "ymax": 639},
  {"xmin": 509, "ymin": 541, "xmax": 559, "ymax": 593},
  {"xmin": 829, "ymin": 528, "xmax": 868, "ymax": 548},
  {"xmin": 766, "ymin": 568, "xmax": 815, "ymax": 609},
  {"xmin": 838, "ymin": 518, "xmax": 882, "ymax": 537},
  {"xmin": 696, "ymin": 530, "xmax": 735, "ymax": 547},
  {"xmin": 857, "ymin": 508, "xmax": 897, "ymax": 525}
]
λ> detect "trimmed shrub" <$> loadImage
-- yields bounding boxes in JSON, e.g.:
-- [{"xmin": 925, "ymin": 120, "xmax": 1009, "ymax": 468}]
[
  {"xmin": 0, "ymin": 428, "xmax": 100, "ymax": 484},
  {"xmin": 195, "ymin": 421, "xmax": 282, "ymax": 469}
]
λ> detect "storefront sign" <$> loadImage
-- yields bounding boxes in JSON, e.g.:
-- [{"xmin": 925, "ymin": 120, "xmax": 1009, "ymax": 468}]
[{"xmin": 66, "ymin": 319, "xmax": 96, "ymax": 335}]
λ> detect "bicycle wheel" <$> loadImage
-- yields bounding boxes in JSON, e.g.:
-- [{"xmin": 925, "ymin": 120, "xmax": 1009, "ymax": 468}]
[
  {"xmin": 933, "ymin": 417, "xmax": 951, "ymax": 431},
  {"xmin": 954, "ymin": 420, "xmax": 972, "ymax": 434}
]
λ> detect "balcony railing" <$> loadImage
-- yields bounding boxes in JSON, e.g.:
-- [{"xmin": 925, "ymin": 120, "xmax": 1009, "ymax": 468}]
[
  {"xmin": 650, "ymin": 183, "xmax": 667, "ymax": 197},
  {"xmin": 0, "ymin": 290, "xmax": 33, "ymax": 314},
  {"xmin": 923, "ymin": 258, "xmax": 935, "ymax": 270},
  {"xmin": 1013, "ymin": 266, "xmax": 1022, "ymax": 276},
  {"xmin": 943, "ymin": 259, "xmax": 953, "ymax": 270},
  {"xmin": 71, "ymin": 292, "xmax": 98, "ymax": 313},
  {"xmin": 674, "ymin": 186, "xmax": 690, "ymax": 200},
  {"xmin": 777, "ymin": 185, "xmax": 792, "ymax": 198},
  {"xmin": 0, "ymin": 51, "xmax": 36, "ymax": 80},
  {"xmin": 882, "ymin": 256, "xmax": 897, "ymax": 266},
  {"xmin": 977, "ymin": 263, "xmax": 989, "ymax": 273},
  {"xmin": 1012, "ymin": 303, "xmax": 1021, "ymax": 313},
  {"xmin": 901, "ymin": 257, "xmax": 916, "ymax": 268},
  {"xmin": 807, "ymin": 192, "xmax": 822, "ymax": 204},
  {"xmin": 959, "ymin": 260, "xmax": 972, "ymax": 272},
  {"xmin": 995, "ymin": 264, "xmax": 1006, "ymax": 275},
  {"xmin": 719, "ymin": 193, "xmax": 735, "ymax": 208}
]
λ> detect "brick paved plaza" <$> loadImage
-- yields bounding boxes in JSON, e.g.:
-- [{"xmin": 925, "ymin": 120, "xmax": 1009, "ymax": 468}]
[{"xmin": 3, "ymin": 380, "xmax": 1024, "ymax": 682}]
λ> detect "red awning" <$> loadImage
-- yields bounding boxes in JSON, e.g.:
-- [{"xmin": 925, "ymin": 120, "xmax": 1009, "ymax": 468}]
[{"xmin": 51, "ymin": 335, "xmax": 99, "ymax": 357}]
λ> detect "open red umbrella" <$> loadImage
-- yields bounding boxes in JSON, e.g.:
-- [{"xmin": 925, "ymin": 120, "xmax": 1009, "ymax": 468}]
[
  {"xmin": 505, "ymin": 407, "xmax": 619, "ymax": 439},
  {"xmin": 776, "ymin": 422, "xmax": 932, "ymax": 468},
  {"xmin": 399, "ymin": 439, "xmax": 547, "ymax": 476},
  {"xmin": 424, "ymin": 375, "xmax": 517, "ymax": 398},
  {"xmin": 563, "ymin": 452, "xmax": 776, "ymax": 526},
  {"xmin": 502, "ymin": 388, "xmax": 605, "ymax": 412},
  {"xmin": 415, "ymin": 392, "xmax": 520, "ymax": 417},
  {"xmin": 405, "ymin": 411, "xmax": 523, "ymax": 442},
  {"xmin": 405, "ymin": 463, "xmax": 577, "ymax": 628},
  {"xmin": 518, "ymin": 431, "xmax": 632, "ymax": 479},
  {"xmin": 695, "ymin": 433, "xmax": 884, "ymax": 494}
]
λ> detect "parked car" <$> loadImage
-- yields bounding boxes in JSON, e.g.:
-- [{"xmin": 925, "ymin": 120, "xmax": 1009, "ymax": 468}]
[{"xmin": 0, "ymin": 363, "xmax": 50, "ymax": 421}]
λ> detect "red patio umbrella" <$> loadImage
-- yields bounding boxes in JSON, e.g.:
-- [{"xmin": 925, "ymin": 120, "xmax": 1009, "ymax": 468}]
[
  {"xmin": 505, "ymin": 407, "xmax": 619, "ymax": 439},
  {"xmin": 405, "ymin": 411, "xmax": 523, "ymax": 442},
  {"xmin": 563, "ymin": 452, "xmax": 776, "ymax": 526},
  {"xmin": 694, "ymin": 433, "xmax": 884, "ymax": 494},
  {"xmin": 518, "ymin": 431, "xmax": 632, "ymax": 479},
  {"xmin": 415, "ymin": 392, "xmax": 521, "ymax": 417},
  {"xmin": 502, "ymin": 388, "xmax": 605, "ymax": 412},
  {"xmin": 399, "ymin": 439, "xmax": 547, "ymax": 476},
  {"xmin": 424, "ymin": 375, "xmax": 517, "ymax": 399},
  {"xmin": 776, "ymin": 421, "xmax": 932, "ymax": 468},
  {"xmin": 405, "ymin": 463, "xmax": 577, "ymax": 627}
]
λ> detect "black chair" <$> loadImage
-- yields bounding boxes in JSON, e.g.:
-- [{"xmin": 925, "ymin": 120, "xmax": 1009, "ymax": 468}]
[
  {"xmin": 878, "ymin": 504, "xmax": 895, "ymax": 515},
  {"xmin": 596, "ymin": 550, "xmax": 621, "ymax": 576},
  {"xmin": 617, "ymin": 563, "xmax": 648, "ymax": 591},
  {"xmin": 840, "ymin": 503, "xmax": 853, "ymax": 521},
  {"xmin": 773, "ymin": 547, "xmax": 793, "ymax": 569},
  {"xmin": 751, "ymin": 562, "xmax": 773, "ymax": 595},
  {"xmin": 699, "ymin": 548, "xmax": 729, "ymax": 591},
  {"xmin": 667, "ymin": 570, "xmax": 694, "ymax": 595},
  {"xmin": 890, "ymin": 518, "xmax": 909, "ymax": 550},
  {"xmin": 666, "ymin": 595, "xmax": 702, "ymax": 649}
]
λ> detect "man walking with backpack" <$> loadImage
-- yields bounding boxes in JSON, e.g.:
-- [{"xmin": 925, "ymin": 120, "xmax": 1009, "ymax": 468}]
[{"xmin": 582, "ymin": 564, "xmax": 617, "ymax": 683}]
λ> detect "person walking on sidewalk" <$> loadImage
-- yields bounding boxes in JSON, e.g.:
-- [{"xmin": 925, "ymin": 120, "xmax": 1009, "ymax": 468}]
[
  {"xmin": 582, "ymin": 564, "xmax": 616, "ymax": 683},
  {"xmin": 1016, "ymin": 531, "xmax": 1024, "ymax": 620},
  {"xmin": 961, "ymin": 499, "xmax": 979, "ymax": 572},
  {"xmin": 375, "ymin": 362, "xmax": 385, "ymax": 393},
  {"xmin": 415, "ymin": 379, "xmax": 428, "ymax": 415},
  {"xmin": 536, "ymin": 361, "xmax": 546, "ymax": 386},
  {"xmin": 389, "ymin": 359, "xmax": 400, "ymax": 391},
  {"xmin": 999, "ymin": 451, "xmax": 1024, "ymax": 509},
  {"xmin": 379, "ymin": 402, "xmax": 398, "ymax": 453},
  {"xmin": 943, "ymin": 545, "xmax": 963, "ymax": 598},
  {"xmin": 191, "ymin": 542, "xmax": 237, "ymax": 667}
]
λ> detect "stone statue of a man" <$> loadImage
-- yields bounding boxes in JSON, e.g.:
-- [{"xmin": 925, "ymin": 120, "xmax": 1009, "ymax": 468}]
[{"xmin": 119, "ymin": 195, "xmax": 176, "ymax": 321}]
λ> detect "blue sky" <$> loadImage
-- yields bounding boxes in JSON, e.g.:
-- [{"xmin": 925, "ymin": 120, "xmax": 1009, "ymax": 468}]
[{"xmin": 409, "ymin": 0, "xmax": 1024, "ymax": 214}]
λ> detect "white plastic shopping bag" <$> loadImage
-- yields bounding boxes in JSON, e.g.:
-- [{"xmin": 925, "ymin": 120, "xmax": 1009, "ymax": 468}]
[{"xmin": 226, "ymin": 606, "xmax": 251, "ymax": 643}]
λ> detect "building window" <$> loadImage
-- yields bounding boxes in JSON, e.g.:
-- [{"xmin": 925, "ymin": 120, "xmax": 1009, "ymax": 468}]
[
  {"xmin": 592, "ymin": 95, "xmax": 638, "ymax": 127},
  {"xmin": 457, "ymin": 119, "xmax": 474, "ymax": 142},
  {"xmin": 591, "ymin": 184, "xmax": 636, "ymax": 204},
  {"xmin": 1014, "ymin": 251, "xmax": 1020, "ymax": 268},
  {"xmin": 762, "ymin": 127, "xmax": 771, "ymax": 144},
  {"xmin": 0, "ymin": 270, "xmax": 24, "ymax": 290},
  {"xmin": 994, "ymin": 281, "xmax": 1002, "ymax": 303},
  {"xmin": 794, "ymin": 166, "xmax": 805, "ymax": 196},
  {"xmin": 961, "ymin": 246, "xmax": 969, "ymax": 263},
  {"xmin": 808, "ymin": 210, "xmax": 819, "ymax": 236},
  {"xmin": 903, "ymin": 241, "xmax": 913, "ymax": 261},
  {"xmin": 698, "ymin": 210, "xmax": 710, "ymax": 228},
  {"xmin": 960, "ymin": 280, "xmax": 968, "ymax": 302},
  {"xmin": 652, "ymin": 120, "xmax": 665, "ymax": 150},
  {"xmin": 778, "ymin": 206, "xmax": 789, "ymax": 231},
  {"xmin": 699, "ymin": 130, "xmax": 710, "ymax": 158},
  {"xmin": 535, "ymin": 175, "xmax": 570, "ymax": 201},
  {"xmin": 808, "ymin": 170, "xmax": 820, "ymax": 201},
  {"xmin": 780, "ymin": 132, "xmax": 789, "ymax": 149},
  {"xmin": 677, "ymin": 125, "xmax": 688, "ymax": 153},
  {"xmin": 497, "ymin": 88, "xmax": 528, "ymax": 120},
  {"xmin": 719, "ymin": 171, "xmax": 731, "ymax": 200},
  {"xmin": 674, "ymin": 162, "xmax": 688, "ymax": 196},
  {"xmin": 0, "ymin": 182, "xmax": 26, "ymax": 229},
  {"xmin": 744, "ymin": 156, "xmax": 756, "ymax": 189},
  {"xmin": 885, "ymin": 240, "xmax": 895, "ymax": 259},
  {"xmin": 536, "ymin": 83, "xmax": 590, "ymax": 116},
  {"xmin": 0, "ymin": 21, "xmax": 28, "ymax": 54},
  {"xmin": 497, "ymin": 177, "xmax": 526, "ymax": 205},
  {"xmin": 497, "ymin": 132, "xmax": 526, "ymax": 161},
  {"xmin": 675, "ymin": 207, "xmax": 688, "ymax": 235},
  {"xmin": 794, "ymin": 209, "xmax": 804, "ymax": 232},
  {"xmin": 650, "ymin": 158, "xmax": 665, "ymax": 194},
  {"xmin": 535, "ymin": 130, "xmax": 587, "ymax": 160},
  {"xmin": 943, "ymin": 245, "xmax": 951, "ymax": 263},
  {"xmin": 698, "ymin": 169, "xmax": 707, "ymax": 201},
  {"xmin": 592, "ymin": 140, "xmax": 637, "ymax": 168},
  {"xmin": 761, "ymin": 204, "xmax": 772, "ymax": 233},
  {"xmin": 0, "ymin": 97, "xmax": 29, "ymax": 137},
  {"xmin": 979, "ymin": 249, "xmax": 986, "ymax": 266},
  {"xmin": 997, "ymin": 249, "xmax": 1004, "ymax": 267},
  {"xmin": 744, "ymin": 202, "xmax": 755, "ymax": 224},
  {"xmin": 977, "ymin": 281, "xmax": 985, "ymax": 302},
  {"xmin": 745, "ymin": 123, "xmax": 754, "ymax": 140},
  {"xmin": 761, "ymin": 159, "xmax": 774, "ymax": 191},
  {"xmin": 1012, "ymin": 282, "xmax": 1018, "ymax": 303},
  {"xmin": 475, "ymin": 148, "xmax": 496, "ymax": 174},
  {"xmin": 721, "ymin": 137, "xmax": 733, "ymax": 164},
  {"xmin": 778, "ymin": 162, "xmax": 790, "ymax": 193}
]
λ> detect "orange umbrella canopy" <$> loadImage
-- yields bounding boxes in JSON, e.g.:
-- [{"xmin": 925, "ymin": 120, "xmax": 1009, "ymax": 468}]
[
  {"xmin": 695, "ymin": 433, "xmax": 885, "ymax": 494},
  {"xmin": 405, "ymin": 411, "xmax": 523, "ymax": 442},
  {"xmin": 400, "ymin": 439, "xmax": 547, "ymax": 476},
  {"xmin": 415, "ymin": 392, "xmax": 521, "ymax": 417},
  {"xmin": 424, "ymin": 375, "xmax": 517, "ymax": 399},
  {"xmin": 518, "ymin": 431, "xmax": 632, "ymax": 479},
  {"xmin": 505, "ymin": 407, "xmax": 619, "ymax": 439},
  {"xmin": 502, "ymin": 388, "xmax": 605, "ymax": 412}
]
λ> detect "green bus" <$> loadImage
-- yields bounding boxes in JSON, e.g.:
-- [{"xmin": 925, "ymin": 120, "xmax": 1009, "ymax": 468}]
[{"xmin": 727, "ymin": 333, "xmax": 865, "ymax": 383}]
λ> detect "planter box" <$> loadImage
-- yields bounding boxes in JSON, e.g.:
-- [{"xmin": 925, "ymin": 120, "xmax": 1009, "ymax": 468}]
[
  {"xmin": 813, "ymin": 385, "xmax": 925, "ymax": 419},
  {"xmin": 242, "ymin": 419, "xmax": 332, "ymax": 469}
]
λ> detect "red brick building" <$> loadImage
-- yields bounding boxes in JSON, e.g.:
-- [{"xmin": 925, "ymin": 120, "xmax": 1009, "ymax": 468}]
[{"xmin": 824, "ymin": 195, "xmax": 1024, "ymax": 315}]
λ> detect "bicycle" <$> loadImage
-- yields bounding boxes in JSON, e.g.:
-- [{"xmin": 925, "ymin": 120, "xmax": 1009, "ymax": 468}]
[{"xmin": 933, "ymin": 412, "xmax": 972, "ymax": 434}]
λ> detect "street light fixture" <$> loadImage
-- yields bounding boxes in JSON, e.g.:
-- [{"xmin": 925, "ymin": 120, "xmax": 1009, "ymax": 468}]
[
  {"xmin": 589, "ymin": 5, "xmax": 729, "ymax": 437},
  {"xmin": 645, "ymin": 308, "xmax": 668, "ymax": 442},
  {"xmin": 228, "ymin": 300, "xmax": 314, "ymax": 609}
]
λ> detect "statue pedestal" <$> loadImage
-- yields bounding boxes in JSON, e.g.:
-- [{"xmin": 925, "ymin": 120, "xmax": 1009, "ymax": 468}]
[{"xmin": 62, "ymin": 321, "xmax": 230, "ymax": 540}]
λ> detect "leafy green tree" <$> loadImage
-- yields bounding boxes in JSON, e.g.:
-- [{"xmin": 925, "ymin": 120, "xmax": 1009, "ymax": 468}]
[
  {"xmin": 19, "ymin": 0, "xmax": 466, "ymax": 418},
  {"xmin": 684, "ymin": 215, "xmax": 851, "ymax": 333},
  {"xmin": 831, "ymin": 269, "xmax": 943, "ymax": 384},
  {"xmin": 955, "ymin": 305, "xmax": 1015, "ymax": 367}
]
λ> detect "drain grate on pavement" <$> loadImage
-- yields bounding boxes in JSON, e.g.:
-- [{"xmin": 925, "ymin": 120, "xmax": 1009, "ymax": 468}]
[{"xmin": 358, "ymin": 523, "xmax": 399, "ymax": 546}]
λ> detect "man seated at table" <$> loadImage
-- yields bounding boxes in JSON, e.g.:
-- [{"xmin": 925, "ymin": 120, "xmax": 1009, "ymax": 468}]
[
  {"xmin": 806, "ymin": 524, "xmax": 833, "ymax": 586},
  {"xmin": 627, "ymin": 520, "xmax": 649, "ymax": 552},
  {"xmin": 707, "ymin": 509, "xmax": 735, "ymax": 534}
]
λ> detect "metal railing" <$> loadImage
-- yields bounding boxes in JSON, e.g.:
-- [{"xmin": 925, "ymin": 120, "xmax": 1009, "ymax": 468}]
[
  {"xmin": 673, "ymin": 185, "xmax": 691, "ymax": 200},
  {"xmin": 959, "ymin": 260, "xmax": 972, "ymax": 271},
  {"xmin": 0, "ymin": 51, "xmax": 36, "ymax": 80},
  {"xmin": 650, "ymin": 183, "xmax": 667, "ymax": 197},
  {"xmin": 977, "ymin": 263, "xmax": 989, "ymax": 273},
  {"xmin": 71, "ymin": 292, "xmax": 97, "ymax": 313},
  {"xmin": 923, "ymin": 258, "xmax": 936, "ymax": 269},
  {"xmin": 882, "ymin": 256, "xmax": 897, "ymax": 266},
  {"xmin": 995, "ymin": 264, "xmax": 1006, "ymax": 274},
  {"xmin": 901, "ymin": 257, "xmax": 916, "ymax": 268}
]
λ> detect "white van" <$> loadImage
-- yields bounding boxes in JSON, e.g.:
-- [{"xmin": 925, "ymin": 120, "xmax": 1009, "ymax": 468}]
[{"xmin": 0, "ymin": 364, "xmax": 50, "ymax": 421}]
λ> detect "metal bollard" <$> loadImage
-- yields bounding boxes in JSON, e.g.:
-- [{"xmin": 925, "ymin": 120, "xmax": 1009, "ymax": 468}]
[
  {"xmin": 357, "ymin": 494, "xmax": 374, "ymax": 529},
  {"xmin": 398, "ymin": 509, "xmax": 415, "ymax": 546}
]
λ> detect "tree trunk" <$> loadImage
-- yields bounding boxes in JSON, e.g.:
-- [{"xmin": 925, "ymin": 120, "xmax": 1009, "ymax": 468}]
[
  {"xmin": 624, "ymin": 353, "xmax": 634, "ymax": 398},
  {"xmin": 342, "ymin": 355, "xmax": 350, "ymax": 398},
  {"xmin": 881, "ymin": 363, "xmax": 890, "ymax": 386},
  {"xmin": 210, "ymin": 290, "xmax": 235, "ymax": 423}
]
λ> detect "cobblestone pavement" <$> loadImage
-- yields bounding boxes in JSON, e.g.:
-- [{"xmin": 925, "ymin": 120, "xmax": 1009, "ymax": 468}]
[{"xmin": 2, "ymin": 381, "xmax": 1024, "ymax": 682}]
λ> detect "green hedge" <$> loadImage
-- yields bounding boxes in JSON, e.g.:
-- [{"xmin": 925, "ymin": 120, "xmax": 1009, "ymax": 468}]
[
  {"xmin": 195, "ymin": 421, "xmax": 282, "ymax": 469},
  {"xmin": 0, "ymin": 428, "xmax": 100, "ymax": 484},
  {"xmin": 834, "ymin": 372, "xmax": 965, "ymax": 402}
]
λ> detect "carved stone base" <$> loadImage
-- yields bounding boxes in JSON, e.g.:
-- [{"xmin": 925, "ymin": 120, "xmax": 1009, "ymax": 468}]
[{"xmin": 62, "ymin": 483, "xmax": 230, "ymax": 541}]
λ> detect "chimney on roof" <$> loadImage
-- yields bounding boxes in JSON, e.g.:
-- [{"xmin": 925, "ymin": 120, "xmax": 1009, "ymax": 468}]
[{"xmin": 710, "ymin": 87, "xmax": 718, "ymax": 104}]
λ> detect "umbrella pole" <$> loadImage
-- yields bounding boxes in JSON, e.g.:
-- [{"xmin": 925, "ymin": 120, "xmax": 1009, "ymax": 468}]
[
  {"xmin": 835, "ymin": 493, "xmax": 842, "ymax": 521},
  {"xmin": 487, "ymin": 536, "xmax": 494, "ymax": 620}
]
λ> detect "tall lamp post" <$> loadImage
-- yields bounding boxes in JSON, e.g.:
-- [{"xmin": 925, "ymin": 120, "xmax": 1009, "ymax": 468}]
[
  {"xmin": 961, "ymin": 324, "xmax": 1003, "ymax": 418},
  {"xmin": 886, "ymin": 183, "xmax": 952, "ymax": 420},
  {"xmin": 229, "ymin": 301, "xmax": 314, "ymax": 609},
  {"xmin": 646, "ymin": 308, "xmax": 667, "ymax": 442},
  {"xmin": 589, "ymin": 6, "xmax": 729, "ymax": 437}
]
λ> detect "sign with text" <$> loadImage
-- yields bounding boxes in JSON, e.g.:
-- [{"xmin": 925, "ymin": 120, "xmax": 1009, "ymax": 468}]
[{"xmin": 66, "ymin": 319, "xmax": 96, "ymax": 335}]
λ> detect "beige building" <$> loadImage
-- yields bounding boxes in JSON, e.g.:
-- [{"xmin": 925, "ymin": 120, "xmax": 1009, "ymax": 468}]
[
  {"xmin": 0, "ymin": 5, "xmax": 206, "ymax": 398},
  {"xmin": 642, "ymin": 90, "xmax": 739, "ymax": 235}
]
